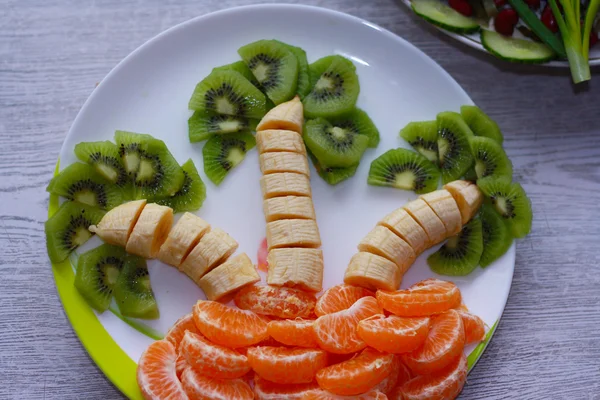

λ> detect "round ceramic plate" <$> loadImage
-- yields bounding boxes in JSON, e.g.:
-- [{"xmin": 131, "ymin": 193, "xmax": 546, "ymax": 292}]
[
  {"xmin": 399, "ymin": 0, "xmax": 600, "ymax": 67},
  {"xmin": 49, "ymin": 4, "xmax": 515, "ymax": 398}
]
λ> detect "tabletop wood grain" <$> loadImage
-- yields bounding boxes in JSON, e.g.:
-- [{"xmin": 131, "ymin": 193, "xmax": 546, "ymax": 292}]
[{"xmin": 1, "ymin": 0, "xmax": 600, "ymax": 398}]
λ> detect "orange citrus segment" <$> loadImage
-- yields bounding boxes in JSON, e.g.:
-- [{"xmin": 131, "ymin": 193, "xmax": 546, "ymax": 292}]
[
  {"xmin": 316, "ymin": 347, "xmax": 394, "ymax": 396},
  {"xmin": 315, "ymin": 284, "xmax": 375, "ymax": 316},
  {"xmin": 357, "ymin": 314, "xmax": 430, "ymax": 354},
  {"xmin": 303, "ymin": 390, "xmax": 388, "ymax": 399},
  {"xmin": 180, "ymin": 367, "xmax": 254, "ymax": 400},
  {"xmin": 373, "ymin": 355, "xmax": 412, "ymax": 395},
  {"xmin": 401, "ymin": 310, "xmax": 465, "ymax": 375},
  {"xmin": 253, "ymin": 376, "xmax": 319, "ymax": 399},
  {"xmin": 179, "ymin": 331, "xmax": 250, "ymax": 379},
  {"xmin": 193, "ymin": 300, "xmax": 269, "ymax": 348},
  {"xmin": 400, "ymin": 353, "xmax": 467, "ymax": 400},
  {"xmin": 247, "ymin": 346, "xmax": 328, "ymax": 384},
  {"xmin": 314, "ymin": 296, "xmax": 383, "ymax": 354},
  {"xmin": 456, "ymin": 310, "xmax": 486, "ymax": 344},
  {"xmin": 175, "ymin": 354, "xmax": 188, "ymax": 379},
  {"xmin": 136, "ymin": 340, "xmax": 188, "ymax": 400},
  {"xmin": 234, "ymin": 285, "xmax": 317, "ymax": 318},
  {"xmin": 267, "ymin": 318, "xmax": 318, "ymax": 348},
  {"xmin": 165, "ymin": 313, "xmax": 199, "ymax": 349},
  {"xmin": 376, "ymin": 279, "xmax": 461, "ymax": 317}
]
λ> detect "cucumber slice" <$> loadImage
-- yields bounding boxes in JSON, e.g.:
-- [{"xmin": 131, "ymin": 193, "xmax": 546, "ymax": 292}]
[
  {"xmin": 412, "ymin": 0, "xmax": 481, "ymax": 34},
  {"xmin": 481, "ymin": 29, "xmax": 556, "ymax": 64}
]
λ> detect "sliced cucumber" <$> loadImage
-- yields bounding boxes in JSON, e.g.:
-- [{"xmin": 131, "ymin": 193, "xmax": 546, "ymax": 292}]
[
  {"xmin": 412, "ymin": 0, "xmax": 481, "ymax": 34},
  {"xmin": 481, "ymin": 29, "xmax": 556, "ymax": 64}
]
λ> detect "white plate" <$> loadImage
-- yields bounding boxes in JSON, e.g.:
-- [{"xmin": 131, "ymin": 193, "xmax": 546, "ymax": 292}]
[{"xmin": 54, "ymin": 4, "xmax": 515, "ymax": 397}]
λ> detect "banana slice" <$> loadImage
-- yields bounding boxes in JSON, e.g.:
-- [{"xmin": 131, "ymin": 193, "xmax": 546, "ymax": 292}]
[
  {"xmin": 125, "ymin": 203, "xmax": 173, "ymax": 258},
  {"xmin": 260, "ymin": 172, "xmax": 312, "ymax": 199},
  {"xmin": 267, "ymin": 248, "xmax": 324, "ymax": 292},
  {"xmin": 403, "ymin": 198, "xmax": 446, "ymax": 245},
  {"xmin": 358, "ymin": 226, "xmax": 416, "ymax": 274},
  {"xmin": 157, "ymin": 213, "xmax": 210, "ymax": 267},
  {"xmin": 266, "ymin": 219, "xmax": 321, "ymax": 250},
  {"xmin": 263, "ymin": 196, "xmax": 316, "ymax": 222},
  {"xmin": 344, "ymin": 252, "xmax": 401, "ymax": 291},
  {"xmin": 256, "ymin": 95, "xmax": 303, "ymax": 134},
  {"xmin": 444, "ymin": 180, "xmax": 483, "ymax": 225},
  {"xmin": 198, "ymin": 253, "xmax": 260, "ymax": 301},
  {"xmin": 420, "ymin": 189, "xmax": 462, "ymax": 237},
  {"xmin": 179, "ymin": 228, "xmax": 238, "ymax": 283},
  {"xmin": 260, "ymin": 152, "xmax": 310, "ymax": 176},
  {"xmin": 256, "ymin": 130, "xmax": 306, "ymax": 155},
  {"xmin": 378, "ymin": 208, "xmax": 429, "ymax": 255},
  {"xmin": 89, "ymin": 199, "xmax": 146, "ymax": 247}
]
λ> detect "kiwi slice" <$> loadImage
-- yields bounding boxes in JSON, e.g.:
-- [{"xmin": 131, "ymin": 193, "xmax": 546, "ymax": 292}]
[
  {"xmin": 329, "ymin": 108, "xmax": 380, "ymax": 148},
  {"xmin": 47, "ymin": 162, "xmax": 124, "ymax": 210},
  {"xmin": 188, "ymin": 111, "xmax": 258, "ymax": 142},
  {"xmin": 307, "ymin": 55, "xmax": 348, "ymax": 87},
  {"xmin": 303, "ymin": 117, "xmax": 369, "ymax": 168},
  {"xmin": 238, "ymin": 40, "xmax": 299, "ymax": 105},
  {"xmin": 400, "ymin": 121, "xmax": 439, "ymax": 163},
  {"xmin": 428, "ymin": 217, "xmax": 483, "ymax": 276},
  {"xmin": 477, "ymin": 176, "xmax": 532, "ymax": 238},
  {"xmin": 74, "ymin": 141, "xmax": 131, "ymax": 193},
  {"xmin": 367, "ymin": 148, "xmax": 440, "ymax": 194},
  {"xmin": 203, "ymin": 132, "xmax": 256, "ymax": 185},
  {"xmin": 463, "ymin": 167, "xmax": 478, "ymax": 182},
  {"xmin": 213, "ymin": 60, "xmax": 260, "ymax": 86},
  {"xmin": 469, "ymin": 136, "xmax": 513, "ymax": 180},
  {"xmin": 45, "ymin": 201, "xmax": 106, "ymax": 263},
  {"xmin": 303, "ymin": 56, "xmax": 360, "ymax": 118},
  {"xmin": 274, "ymin": 40, "xmax": 311, "ymax": 98},
  {"xmin": 307, "ymin": 148, "xmax": 359, "ymax": 185},
  {"xmin": 437, "ymin": 112, "xmax": 474, "ymax": 184},
  {"xmin": 155, "ymin": 159, "xmax": 206, "ymax": 212},
  {"xmin": 479, "ymin": 204, "xmax": 513, "ymax": 267},
  {"xmin": 461, "ymin": 105, "xmax": 504, "ymax": 144},
  {"xmin": 113, "ymin": 255, "xmax": 159, "ymax": 319},
  {"xmin": 189, "ymin": 70, "xmax": 267, "ymax": 119},
  {"xmin": 74, "ymin": 244, "xmax": 128, "ymax": 312}
]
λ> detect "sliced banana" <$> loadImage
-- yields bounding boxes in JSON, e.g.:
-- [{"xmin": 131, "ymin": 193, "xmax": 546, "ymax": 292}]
[
  {"xmin": 378, "ymin": 207, "xmax": 429, "ymax": 255},
  {"xmin": 179, "ymin": 228, "xmax": 238, "ymax": 283},
  {"xmin": 256, "ymin": 95, "xmax": 303, "ymax": 134},
  {"xmin": 358, "ymin": 226, "xmax": 416, "ymax": 274},
  {"xmin": 256, "ymin": 130, "xmax": 306, "ymax": 155},
  {"xmin": 157, "ymin": 213, "xmax": 210, "ymax": 267},
  {"xmin": 344, "ymin": 252, "xmax": 402, "ymax": 291},
  {"xmin": 125, "ymin": 203, "xmax": 173, "ymax": 258},
  {"xmin": 198, "ymin": 253, "xmax": 260, "ymax": 301},
  {"xmin": 266, "ymin": 219, "xmax": 321, "ymax": 250},
  {"xmin": 420, "ymin": 189, "xmax": 462, "ymax": 237},
  {"xmin": 263, "ymin": 196, "xmax": 316, "ymax": 222},
  {"xmin": 259, "ymin": 152, "xmax": 310, "ymax": 176},
  {"xmin": 89, "ymin": 199, "xmax": 146, "ymax": 247},
  {"xmin": 267, "ymin": 248, "xmax": 324, "ymax": 292},
  {"xmin": 403, "ymin": 198, "xmax": 446, "ymax": 245},
  {"xmin": 444, "ymin": 180, "xmax": 483, "ymax": 225},
  {"xmin": 260, "ymin": 172, "xmax": 312, "ymax": 199}
]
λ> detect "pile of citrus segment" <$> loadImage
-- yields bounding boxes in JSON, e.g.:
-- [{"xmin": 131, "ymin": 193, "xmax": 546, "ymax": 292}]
[{"xmin": 137, "ymin": 279, "xmax": 485, "ymax": 399}]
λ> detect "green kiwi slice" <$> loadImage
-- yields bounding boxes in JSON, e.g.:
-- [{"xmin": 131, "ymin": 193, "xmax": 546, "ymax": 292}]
[
  {"xmin": 436, "ymin": 112, "xmax": 474, "ymax": 184},
  {"xmin": 188, "ymin": 70, "xmax": 267, "ymax": 119},
  {"xmin": 188, "ymin": 111, "xmax": 258, "ymax": 142},
  {"xmin": 479, "ymin": 204, "xmax": 513, "ymax": 267},
  {"xmin": 274, "ymin": 40, "xmax": 311, "ymax": 98},
  {"xmin": 213, "ymin": 60, "xmax": 260, "ymax": 86},
  {"xmin": 47, "ymin": 162, "xmax": 124, "ymax": 210},
  {"xmin": 400, "ymin": 121, "xmax": 439, "ymax": 163},
  {"xmin": 460, "ymin": 105, "xmax": 504, "ymax": 144},
  {"xmin": 74, "ymin": 244, "xmax": 128, "ymax": 312},
  {"xmin": 155, "ymin": 159, "xmax": 206, "ymax": 213},
  {"xmin": 469, "ymin": 136, "xmax": 513, "ymax": 180},
  {"xmin": 329, "ymin": 108, "xmax": 380, "ymax": 148},
  {"xmin": 74, "ymin": 141, "xmax": 131, "ymax": 193},
  {"xmin": 367, "ymin": 148, "xmax": 440, "ymax": 194},
  {"xmin": 303, "ymin": 56, "xmax": 360, "ymax": 119},
  {"xmin": 45, "ymin": 201, "xmax": 106, "ymax": 263},
  {"xmin": 427, "ymin": 217, "xmax": 483, "ymax": 276},
  {"xmin": 203, "ymin": 132, "xmax": 256, "ymax": 185},
  {"xmin": 477, "ymin": 176, "xmax": 532, "ymax": 238},
  {"xmin": 307, "ymin": 55, "xmax": 350, "ymax": 87},
  {"xmin": 113, "ymin": 256, "xmax": 159, "ymax": 319},
  {"xmin": 238, "ymin": 40, "xmax": 299, "ymax": 105},
  {"xmin": 303, "ymin": 117, "xmax": 369, "ymax": 168},
  {"xmin": 307, "ymin": 148, "xmax": 359, "ymax": 185},
  {"xmin": 462, "ymin": 166, "xmax": 478, "ymax": 182}
]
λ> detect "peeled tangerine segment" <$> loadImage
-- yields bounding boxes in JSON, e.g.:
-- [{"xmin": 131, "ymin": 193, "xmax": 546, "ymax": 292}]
[
  {"xmin": 89, "ymin": 199, "xmax": 146, "ymax": 247},
  {"xmin": 253, "ymin": 376, "xmax": 319, "ymax": 399},
  {"xmin": 443, "ymin": 180, "xmax": 483, "ymax": 225},
  {"xmin": 357, "ymin": 314, "xmax": 430, "ymax": 354},
  {"xmin": 157, "ymin": 212, "xmax": 210, "ymax": 267},
  {"xmin": 164, "ymin": 313, "xmax": 199, "ymax": 349},
  {"xmin": 267, "ymin": 248, "xmax": 324, "ymax": 292},
  {"xmin": 260, "ymin": 151, "xmax": 310, "ymax": 176},
  {"xmin": 403, "ymin": 198, "xmax": 446, "ymax": 245},
  {"xmin": 266, "ymin": 219, "xmax": 321, "ymax": 250},
  {"xmin": 344, "ymin": 252, "xmax": 402, "ymax": 291},
  {"xmin": 378, "ymin": 207, "xmax": 429, "ymax": 255},
  {"xmin": 358, "ymin": 225, "xmax": 417, "ymax": 274},
  {"xmin": 125, "ymin": 203, "xmax": 173, "ymax": 259},
  {"xmin": 247, "ymin": 346, "xmax": 328, "ymax": 384},
  {"xmin": 267, "ymin": 319, "xmax": 318, "ymax": 348},
  {"xmin": 180, "ymin": 368, "xmax": 254, "ymax": 400},
  {"xmin": 263, "ymin": 195, "xmax": 316, "ymax": 222},
  {"xmin": 198, "ymin": 253, "xmax": 260, "ymax": 301},
  {"xmin": 314, "ymin": 284, "xmax": 375, "ymax": 316},
  {"xmin": 400, "ymin": 353, "xmax": 468, "ymax": 400},
  {"xmin": 136, "ymin": 340, "xmax": 187, "ymax": 400},
  {"xmin": 234, "ymin": 285, "xmax": 317, "ymax": 319},
  {"xmin": 256, "ymin": 129, "xmax": 306, "ymax": 154},
  {"xmin": 420, "ymin": 189, "xmax": 463, "ymax": 237},
  {"xmin": 260, "ymin": 172, "xmax": 312, "ymax": 199},
  {"xmin": 179, "ymin": 228, "xmax": 239, "ymax": 284},
  {"xmin": 256, "ymin": 96, "xmax": 304, "ymax": 134}
]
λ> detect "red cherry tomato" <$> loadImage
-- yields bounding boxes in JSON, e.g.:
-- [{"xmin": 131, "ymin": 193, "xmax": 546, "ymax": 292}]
[
  {"xmin": 495, "ymin": 9, "xmax": 519, "ymax": 36},
  {"xmin": 541, "ymin": 6, "xmax": 558, "ymax": 33},
  {"xmin": 494, "ymin": 0, "xmax": 507, "ymax": 6},
  {"xmin": 525, "ymin": 0, "xmax": 540, "ymax": 9},
  {"xmin": 590, "ymin": 31, "xmax": 599, "ymax": 48},
  {"xmin": 449, "ymin": 0, "xmax": 473, "ymax": 16}
]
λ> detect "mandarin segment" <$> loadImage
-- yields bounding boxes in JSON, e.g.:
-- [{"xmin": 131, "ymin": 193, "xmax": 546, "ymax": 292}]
[
  {"xmin": 234, "ymin": 285, "xmax": 317, "ymax": 318},
  {"xmin": 165, "ymin": 313, "xmax": 199, "ymax": 349},
  {"xmin": 267, "ymin": 319, "xmax": 318, "ymax": 348},
  {"xmin": 180, "ymin": 367, "xmax": 254, "ymax": 400},
  {"xmin": 374, "ymin": 355, "xmax": 412, "ymax": 395},
  {"xmin": 314, "ymin": 284, "xmax": 375, "ymax": 317},
  {"xmin": 376, "ymin": 279, "xmax": 461, "ymax": 317},
  {"xmin": 136, "ymin": 340, "xmax": 188, "ymax": 400},
  {"xmin": 457, "ymin": 309, "xmax": 486, "ymax": 344},
  {"xmin": 175, "ymin": 354, "xmax": 188, "ymax": 379},
  {"xmin": 247, "ymin": 346, "xmax": 328, "ymax": 384},
  {"xmin": 400, "ymin": 354, "xmax": 467, "ymax": 400},
  {"xmin": 253, "ymin": 375, "xmax": 320, "ymax": 399},
  {"xmin": 303, "ymin": 390, "xmax": 389, "ymax": 399},
  {"xmin": 357, "ymin": 314, "xmax": 430, "ymax": 354}
]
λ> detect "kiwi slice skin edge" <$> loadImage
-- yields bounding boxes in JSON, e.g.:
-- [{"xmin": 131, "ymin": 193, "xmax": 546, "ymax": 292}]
[
  {"xmin": 155, "ymin": 159, "xmax": 206, "ymax": 213},
  {"xmin": 436, "ymin": 111, "xmax": 474, "ymax": 184},
  {"xmin": 461, "ymin": 105, "xmax": 504, "ymax": 145},
  {"xmin": 469, "ymin": 136, "xmax": 513, "ymax": 180},
  {"xmin": 479, "ymin": 203, "xmax": 513, "ymax": 267},
  {"xmin": 113, "ymin": 256, "xmax": 159, "ymax": 319},
  {"xmin": 203, "ymin": 132, "xmax": 256, "ymax": 186}
]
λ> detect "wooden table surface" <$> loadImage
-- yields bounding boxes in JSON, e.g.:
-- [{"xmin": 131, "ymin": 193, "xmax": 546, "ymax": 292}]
[{"xmin": 2, "ymin": 0, "xmax": 599, "ymax": 398}]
